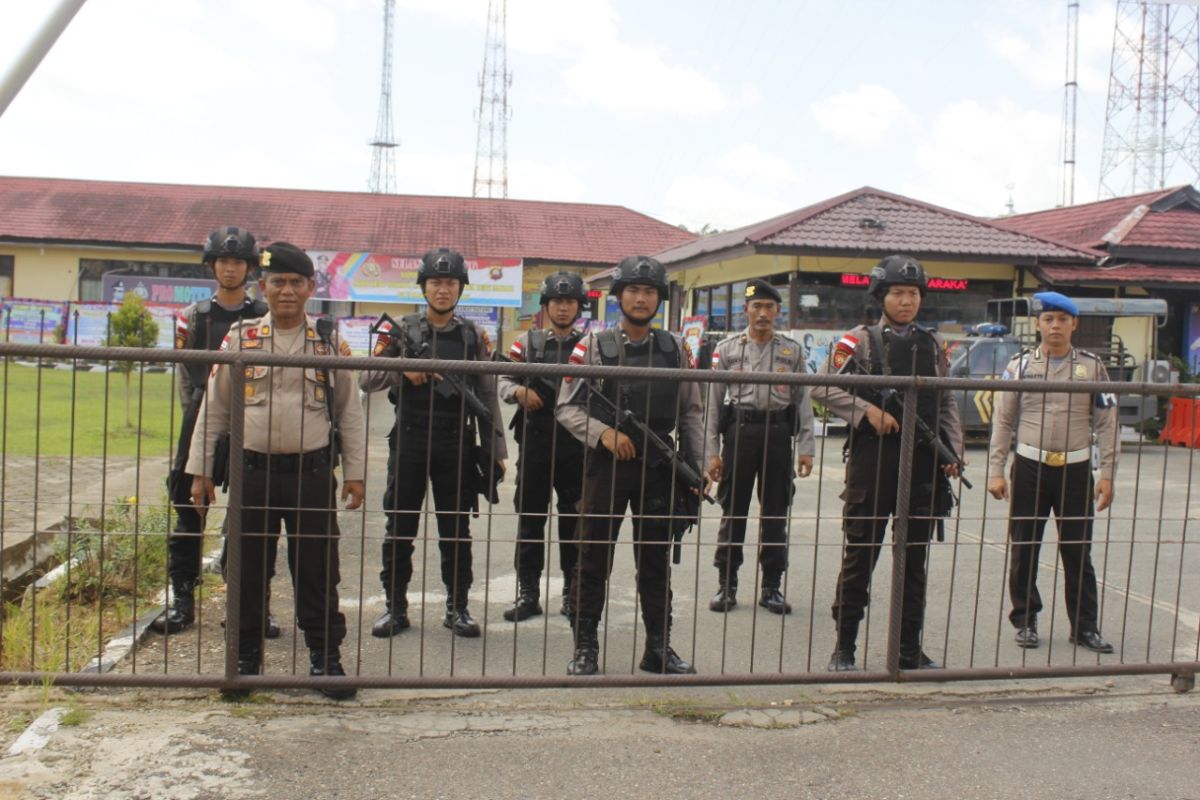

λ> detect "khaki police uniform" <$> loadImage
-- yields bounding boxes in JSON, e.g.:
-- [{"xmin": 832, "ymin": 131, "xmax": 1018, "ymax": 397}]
[
  {"xmin": 187, "ymin": 312, "xmax": 366, "ymax": 658},
  {"xmin": 988, "ymin": 346, "xmax": 1119, "ymax": 637},
  {"xmin": 705, "ymin": 330, "xmax": 815, "ymax": 590}
]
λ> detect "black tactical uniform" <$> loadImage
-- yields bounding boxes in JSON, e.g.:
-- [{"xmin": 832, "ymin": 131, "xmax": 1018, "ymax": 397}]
[
  {"xmin": 359, "ymin": 249, "xmax": 507, "ymax": 639},
  {"xmin": 152, "ymin": 226, "xmax": 269, "ymax": 636},
  {"xmin": 816, "ymin": 255, "xmax": 963, "ymax": 671},
  {"xmin": 497, "ymin": 272, "xmax": 588, "ymax": 621},
  {"xmin": 556, "ymin": 256, "xmax": 705, "ymax": 676}
]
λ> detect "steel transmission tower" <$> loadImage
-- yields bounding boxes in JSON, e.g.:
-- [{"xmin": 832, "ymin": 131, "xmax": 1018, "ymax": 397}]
[
  {"xmin": 368, "ymin": 0, "xmax": 399, "ymax": 194},
  {"xmin": 1099, "ymin": 1, "xmax": 1200, "ymax": 198},
  {"xmin": 472, "ymin": 0, "xmax": 511, "ymax": 199},
  {"xmin": 1059, "ymin": 1, "xmax": 1081, "ymax": 206}
]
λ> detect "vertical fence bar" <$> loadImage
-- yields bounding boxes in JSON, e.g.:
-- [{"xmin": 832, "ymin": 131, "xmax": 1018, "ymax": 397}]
[
  {"xmin": 223, "ymin": 354, "xmax": 247, "ymax": 685},
  {"xmin": 886, "ymin": 383, "xmax": 920, "ymax": 675}
]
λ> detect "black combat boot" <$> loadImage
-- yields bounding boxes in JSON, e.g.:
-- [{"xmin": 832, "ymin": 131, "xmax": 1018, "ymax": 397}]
[
  {"xmin": 503, "ymin": 576, "xmax": 543, "ymax": 622},
  {"xmin": 221, "ymin": 645, "xmax": 261, "ymax": 700},
  {"xmin": 708, "ymin": 582, "xmax": 738, "ymax": 612},
  {"xmin": 443, "ymin": 597, "xmax": 481, "ymax": 638},
  {"xmin": 310, "ymin": 648, "xmax": 357, "ymax": 700},
  {"xmin": 758, "ymin": 587, "xmax": 792, "ymax": 615},
  {"xmin": 371, "ymin": 590, "xmax": 411, "ymax": 638},
  {"xmin": 899, "ymin": 626, "xmax": 942, "ymax": 669},
  {"xmin": 567, "ymin": 617, "xmax": 599, "ymax": 676},
  {"xmin": 150, "ymin": 577, "xmax": 196, "ymax": 635},
  {"xmin": 639, "ymin": 631, "xmax": 696, "ymax": 675},
  {"xmin": 827, "ymin": 623, "xmax": 859, "ymax": 672},
  {"xmin": 560, "ymin": 576, "xmax": 574, "ymax": 618}
]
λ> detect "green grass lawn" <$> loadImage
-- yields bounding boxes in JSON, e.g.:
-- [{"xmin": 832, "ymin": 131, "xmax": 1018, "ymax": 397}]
[{"xmin": 0, "ymin": 361, "xmax": 181, "ymax": 457}]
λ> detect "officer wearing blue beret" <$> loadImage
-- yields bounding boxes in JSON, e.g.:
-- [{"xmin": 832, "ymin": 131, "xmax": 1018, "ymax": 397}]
[{"xmin": 987, "ymin": 291, "xmax": 1119, "ymax": 654}]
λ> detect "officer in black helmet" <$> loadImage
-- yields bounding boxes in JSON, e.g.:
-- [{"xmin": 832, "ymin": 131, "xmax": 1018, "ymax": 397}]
[
  {"xmin": 152, "ymin": 226, "xmax": 280, "ymax": 638},
  {"xmin": 815, "ymin": 254, "xmax": 963, "ymax": 672},
  {"xmin": 360, "ymin": 248, "xmax": 507, "ymax": 639},
  {"xmin": 497, "ymin": 272, "xmax": 588, "ymax": 622},
  {"xmin": 556, "ymin": 256, "xmax": 706, "ymax": 676}
]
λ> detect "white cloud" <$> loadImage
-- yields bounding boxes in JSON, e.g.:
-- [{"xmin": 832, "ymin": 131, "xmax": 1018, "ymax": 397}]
[
  {"xmin": 562, "ymin": 45, "xmax": 726, "ymax": 115},
  {"xmin": 715, "ymin": 144, "xmax": 798, "ymax": 184},
  {"xmin": 905, "ymin": 99, "xmax": 1061, "ymax": 216},
  {"xmin": 987, "ymin": 2, "xmax": 1112, "ymax": 94},
  {"xmin": 810, "ymin": 84, "xmax": 910, "ymax": 146},
  {"xmin": 662, "ymin": 175, "xmax": 796, "ymax": 232}
]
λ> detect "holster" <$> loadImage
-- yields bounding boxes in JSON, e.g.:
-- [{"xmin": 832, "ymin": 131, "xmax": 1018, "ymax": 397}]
[{"xmin": 212, "ymin": 434, "xmax": 231, "ymax": 493}]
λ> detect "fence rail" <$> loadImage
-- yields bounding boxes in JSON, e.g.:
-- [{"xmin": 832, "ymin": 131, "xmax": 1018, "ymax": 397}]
[{"xmin": 0, "ymin": 340, "xmax": 1196, "ymax": 695}]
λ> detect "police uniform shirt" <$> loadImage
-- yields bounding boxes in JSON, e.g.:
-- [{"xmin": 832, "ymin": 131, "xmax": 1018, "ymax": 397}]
[
  {"xmin": 185, "ymin": 312, "xmax": 367, "ymax": 481},
  {"xmin": 704, "ymin": 330, "xmax": 816, "ymax": 459},
  {"xmin": 815, "ymin": 322, "xmax": 964, "ymax": 456},
  {"xmin": 497, "ymin": 328, "xmax": 582, "ymax": 404},
  {"xmin": 554, "ymin": 328, "xmax": 705, "ymax": 466},
  {"xmin": 174, "ymin": 297, "xmax": 260, "ymax": 409},
  {"xmin": 987, "ymin": 347, "xmax": 1119, "ymax": 481},
  {"xmin": 358, "ymin": 314, "xmax": 507, "ymax": 460}
]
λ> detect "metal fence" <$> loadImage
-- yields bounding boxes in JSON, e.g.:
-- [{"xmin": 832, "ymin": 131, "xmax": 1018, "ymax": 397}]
[{"xmin": 0, "ymin": 340, "xmax": 1197, "ymax": 694}]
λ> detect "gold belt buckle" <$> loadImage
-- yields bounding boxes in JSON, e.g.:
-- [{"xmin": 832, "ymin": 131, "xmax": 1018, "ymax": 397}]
[{"xmin": 1045, "ymin": 451, "xmax": 1066, "ymax": 467}]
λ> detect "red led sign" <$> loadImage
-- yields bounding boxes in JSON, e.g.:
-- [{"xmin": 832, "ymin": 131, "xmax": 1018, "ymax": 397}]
[
  {"xmin": 839, "ymin": 274, "xmax": 969, "ymax": 291},
  {"xmin": 586, "ymin": 290, "xmax": 603, "ymax": 298}
]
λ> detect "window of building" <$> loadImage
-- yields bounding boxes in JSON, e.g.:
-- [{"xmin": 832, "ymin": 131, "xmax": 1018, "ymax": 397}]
[{"xmin": 0, "ymin": 255, "xmax": 13, "ymax": 298}]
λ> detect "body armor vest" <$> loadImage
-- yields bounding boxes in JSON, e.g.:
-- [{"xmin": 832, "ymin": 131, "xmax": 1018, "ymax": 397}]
[
  {"xmin": 400, "ymin": 313, "xmax": 479, "ymax": 420},
  {"xmin": 865, "ymin": 324, "xmax": 941, "ymax": 432},
  {"xmin": 185, "ymin": 298, "xmax": 268, "ymax": 396},
  {"xmin": 597, "ymin": 328, "xmax": 681, "ymax": 437},
  {"xmin": 526, "ymin": 329, "xmax": 583, "ymax": 419}
]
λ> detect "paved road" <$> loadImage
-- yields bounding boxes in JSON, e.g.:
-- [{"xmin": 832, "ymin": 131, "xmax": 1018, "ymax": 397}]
[{"xmin": 0, "ymin": 677, "xmax": 1197, "ymax": 799}]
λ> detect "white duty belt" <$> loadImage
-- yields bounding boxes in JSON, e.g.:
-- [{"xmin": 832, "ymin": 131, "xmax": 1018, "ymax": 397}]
[{"xmin": 1015, "ymin": 443, "xmax": 1091, "ymax": 467}]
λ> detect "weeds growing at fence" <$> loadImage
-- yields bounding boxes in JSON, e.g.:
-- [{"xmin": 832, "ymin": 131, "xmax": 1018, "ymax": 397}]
[{"xmin": 1, "ymin": 496, "xmax": 171, "ymax": 673}]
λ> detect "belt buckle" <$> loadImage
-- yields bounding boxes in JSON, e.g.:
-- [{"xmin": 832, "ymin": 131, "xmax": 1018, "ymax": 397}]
[{"xmin": 1045, "ymin": 451, "xmax": 1066, "ymax": 467}]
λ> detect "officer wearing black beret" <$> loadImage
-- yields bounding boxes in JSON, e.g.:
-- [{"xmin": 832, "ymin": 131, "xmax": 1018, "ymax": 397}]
[{"xmin": 705, "ymin": 279, "xmax": 814, "ymax": 617}]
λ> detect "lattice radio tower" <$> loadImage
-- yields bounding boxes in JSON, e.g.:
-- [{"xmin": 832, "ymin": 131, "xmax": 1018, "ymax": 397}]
[
  {"xmin": 1099, "ymin": 1, "xmax": 1200, "ymax": 198},
  {"xmin": 472, "ymin": 0, "xmax": 511, "ymax": 199},
  {"xmin": 367, "ymin": 0, "xmax": 399, "ymax": 194}
]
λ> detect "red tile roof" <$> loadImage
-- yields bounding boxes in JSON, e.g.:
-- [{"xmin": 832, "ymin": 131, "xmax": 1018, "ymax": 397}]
[
  {"xmin": 0, "ymin": 176, "xmax": 695, "ymax": 266},
  {"xmin": 996, "ymin": 185, "xmax": 1200, "ymax": 250},
  {"xmin": 1036, "ymin": 261, "xmax": 1200, "ymax": 286},
  {"xmin": 651, "ymin": 186, "xmax": 1098, "ymax": 267}
]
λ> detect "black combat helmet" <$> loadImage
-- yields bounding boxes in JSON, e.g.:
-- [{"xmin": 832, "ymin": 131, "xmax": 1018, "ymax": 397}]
[
  {"xmin": 417, "ymin": 247, "xmax": 469, "ymax": 287},
  {"xmin": 610, "ymin": 255, "xmax": 668, "ymax": 301},
  {"xmin": 867, "ymin": 254, "xmax": 927, "ymax": 299},
  {"xmin": 539, "ymin": 271, "xmax": 587, "ymax": 305},
  {"xmin": 202, "ymin": 226, "xmax": 259, "ymax": 265}
]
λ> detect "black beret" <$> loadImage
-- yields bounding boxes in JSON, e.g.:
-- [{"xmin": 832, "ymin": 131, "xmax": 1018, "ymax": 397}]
[
  {"xmin": 260, "ymin": 242, "xmax": 314, "ymax": 277},
  {"xmin": 743, "ymin": 279, "xmax": 782, "ymax": 304}
]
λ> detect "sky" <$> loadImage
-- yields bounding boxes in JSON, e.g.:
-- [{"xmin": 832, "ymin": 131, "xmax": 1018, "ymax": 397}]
[{"xmin": 0, "ymin": 0, "xmax": 1176, "ymax": 232}]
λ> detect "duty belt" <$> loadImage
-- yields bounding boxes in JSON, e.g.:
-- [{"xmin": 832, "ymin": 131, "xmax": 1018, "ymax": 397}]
[
  {"xmin": 1015, "ymin": 443, "xmax": 1091, "ymax": 467},
  {"xmin": 730, "ymin": 407, "xmax": 792, "ymax": 425},
  {"xmin": 243, "ymin": 448, "xmax": 330, "ymax": 472},
  {"xmin": 402, "ymin": 415, "xmax": 468, "ymax": 432}
]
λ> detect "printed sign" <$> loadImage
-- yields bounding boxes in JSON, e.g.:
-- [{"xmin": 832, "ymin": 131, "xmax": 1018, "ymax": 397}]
[
  {"xmin": 66, "ymin": 302, "xmax": 178, "ymax": 349},
  {"xmin": 336, "ymin": 316, "xmax": 377, "ymax": 358},
  {"xmin": 1, "ymin": 299, "xmax": 67, "ymax": 344},
  {"xmin": 102, "ymin": 274, "xmax": 216, "ymax": 306},
  {"xmin": 307, "ymin": 251, "xmax": 523, "ymax": 307},
  {"xmin": 680, "ymin": 316, "xmax": 707, "ymax": 368}
]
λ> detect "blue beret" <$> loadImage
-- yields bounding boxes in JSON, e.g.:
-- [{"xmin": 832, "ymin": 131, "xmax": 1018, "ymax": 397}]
[{"xmin": 1033, "ymin": 291, "xmax": 1078, "ymax": 317}]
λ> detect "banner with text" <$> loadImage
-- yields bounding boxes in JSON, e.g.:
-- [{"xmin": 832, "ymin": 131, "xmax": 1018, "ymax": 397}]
[
  {"xmin": 307, "ymin": 251, "xmax": 523, "ymax": 306},
  {"xmin": 1, "ymin": 299, "xmax": 67, "ymax": 344},
  {"xmin": 101, "ymin": 274, "xmax": 216, "ymax": 306}
]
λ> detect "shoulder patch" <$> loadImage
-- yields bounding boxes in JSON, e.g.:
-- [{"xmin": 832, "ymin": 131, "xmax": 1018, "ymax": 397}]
[
  {"xmin": 508, "ymin": 338, "xmax": 526, "ymax": 362},
  {"xmin": 564, "ymin": 337, "xmax": 589, "ymax": 382},
  {"xmin": 338, "ymin": 338, "xmax": 352, "ymax": 357},
  {"xmin": 831, "ymin": 333, "xmax": 859, "ymax": 371}
]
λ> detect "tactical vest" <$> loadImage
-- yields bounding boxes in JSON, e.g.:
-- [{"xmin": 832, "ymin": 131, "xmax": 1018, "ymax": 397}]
[
  {"xmin": 185, "ymin": 297, "xmax": 268, "ymax": 395},
  {"xmin": 864, "ymin": 324, "xmax": 941, "ymax": 432},
  {"xmin": 526, "ymin": 329, "xmax": 583, "ymax": 419},
  {"xmin": 399, "ymin": 313, "xmax": 480, "ymax": 421},
  {"xmin": 596, "ymin": 328, "xmax": 681, "ymax": 437}
]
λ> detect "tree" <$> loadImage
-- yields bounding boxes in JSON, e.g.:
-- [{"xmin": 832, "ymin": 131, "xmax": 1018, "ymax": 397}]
[{"xmin": 104, "ymin": 294, "xmax": 159, "ymax": 429}]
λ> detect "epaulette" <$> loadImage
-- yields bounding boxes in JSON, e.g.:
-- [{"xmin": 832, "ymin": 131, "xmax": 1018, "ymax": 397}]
[{"xmin": 1077, "ymin": 348, "xmax": 1103, "ymax": 362}]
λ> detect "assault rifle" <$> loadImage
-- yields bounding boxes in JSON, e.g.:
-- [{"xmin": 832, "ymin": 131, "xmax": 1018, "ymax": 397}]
[{"xmin": 371, "ymin": 313, "xmax": 502, "ymax": 505}]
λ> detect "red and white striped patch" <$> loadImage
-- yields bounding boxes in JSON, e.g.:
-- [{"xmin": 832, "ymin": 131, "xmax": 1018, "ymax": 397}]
[
  {"xmin": 711, "ymin": 352, "xmax": 721, "ymax": 369},
  {"xmin": 509, "ymin": 339, "xmax": 525, "ymax": 362},
  {"xmin": 831, "ymin": 333, "xmax": 859, "ymax": 371},
  {"xmin": 564, "ymin": 340, "xmax": 588, "ymax": 382}
]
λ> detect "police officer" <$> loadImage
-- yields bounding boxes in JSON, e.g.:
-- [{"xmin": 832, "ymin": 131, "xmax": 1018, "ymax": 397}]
[
  {"xmin": 187, "ymin": 242, "xmax": 366, "ymax": 699},
  {"xmin": 360, "ymin": 248, "xmax": 507, "ymax": 639},
  {"xmin": 556, "ymin": 255, "xmax": 706, "ymax": 676},
  {"xmin": 816, "ymin": 255, "xmax": 963, "ymax": 671},
  {"xmin": 987, "ymin": 291, "xmax": 1118, "ymax": 654},
  {"xmin": 152, "ymin": 226, "xmax": 275, "ymax": 637},
  {"xmin": 705, "ymin": 279, "xmax": 815, "ymax": 615},
  {"xmin": 497, "ymin": 272, "xmax": 587, "ymax": 621}
]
